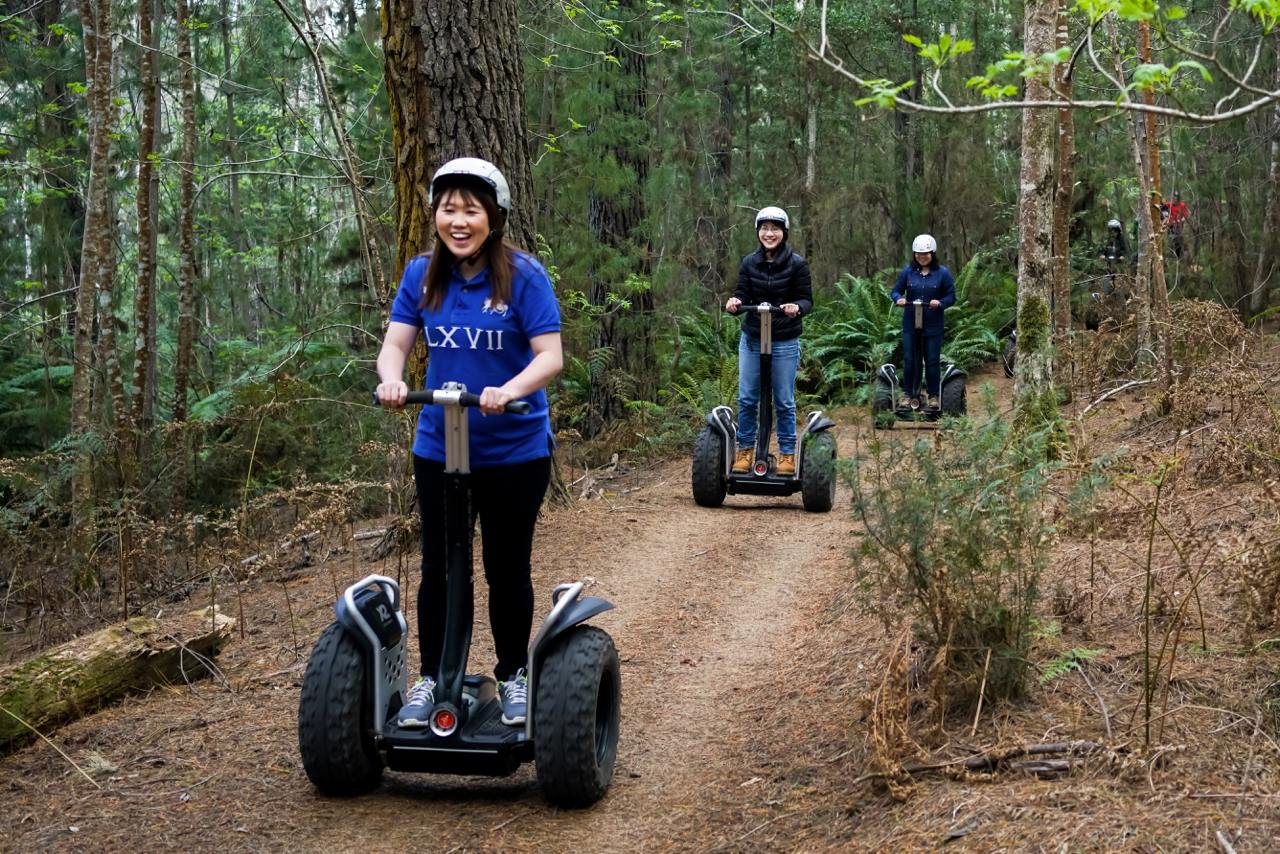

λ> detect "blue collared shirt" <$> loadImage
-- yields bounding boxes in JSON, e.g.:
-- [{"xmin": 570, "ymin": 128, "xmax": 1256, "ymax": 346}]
[{"xmin": 390, "ymin": 252, "xmax": 561, "ymax": 467}]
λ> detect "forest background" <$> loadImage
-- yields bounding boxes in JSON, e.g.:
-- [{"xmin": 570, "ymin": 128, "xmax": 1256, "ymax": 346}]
[{"xmin": 1, "ymin": 0, "xmax": 1279, "ymax": 634}]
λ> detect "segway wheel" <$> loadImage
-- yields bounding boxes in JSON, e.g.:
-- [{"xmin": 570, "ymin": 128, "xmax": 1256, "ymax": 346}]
[
  {"xmin": 1002, "ymin": 337, "xmax": 1016, "ymax": 379},
  {"xmin": 298, "ymin": 621, "xmax": 384, "ymax": 796},
  {"xmin": 691, "ymin": 424, "xmax": 727, "ymax": 507},
  {"xmin": 872, "ymin": 377, "xmax": 895, "ymax": 430},
  {"xmin": 940, "ymin": 376, "xmax": 967, "ymax": 416},
  {"xmin": 801, "ymin": 430, "xmax": 838, "ymax": 513},
  {"xmin": 534, "ymin": 625, "xmax": 621, "ymax": 808}
]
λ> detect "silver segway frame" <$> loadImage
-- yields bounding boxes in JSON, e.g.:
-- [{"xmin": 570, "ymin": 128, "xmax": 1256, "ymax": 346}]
[{"xmin": 334, "ymin": 574, "xmax": 409, "ymax": 737}]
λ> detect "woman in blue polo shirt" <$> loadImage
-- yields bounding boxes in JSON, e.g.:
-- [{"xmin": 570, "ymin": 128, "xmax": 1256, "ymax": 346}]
[
  {"xmin": 374, "ymin": 157, "xmax": 562, "ymax": 730},
  {"xmin": 891, "ymin": 234, "xmax": 955, "ymax": 409}
]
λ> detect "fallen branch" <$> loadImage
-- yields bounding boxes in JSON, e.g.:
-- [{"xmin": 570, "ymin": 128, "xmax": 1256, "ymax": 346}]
[
  {"xmin": 1079, "ymin": 379, "xmax": 1156, "ymax": 418},
  {"xmin": 849, "ymin": 741, "xmax": 1114, "ymax": 786},
  {"xmin": 1, "ymin": 613, "xmax": 235, "ymax": 755}
]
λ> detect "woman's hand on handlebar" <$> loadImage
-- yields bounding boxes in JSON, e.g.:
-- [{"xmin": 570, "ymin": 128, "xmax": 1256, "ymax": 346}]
[
  {"xmin": 376, "ymin": 379, "xmax": 409, "ymax": 411},
  {"xmin": 725, "ymin": 297, "xmax": 741, "ymax": 314},
  {"xmin": 896, "ymin": 298, "xmax": 907, "ymax": 307},
  {"xmin": 781, "ymin": 302, "xmax": 800, "ymax": 317},
  {"xmin": 929, "ymin": 299, "xmax": 941, "ymax": 308},
  {"xmin": 479, "ymin": 385, "xmax": 517, "ymax": 416}
]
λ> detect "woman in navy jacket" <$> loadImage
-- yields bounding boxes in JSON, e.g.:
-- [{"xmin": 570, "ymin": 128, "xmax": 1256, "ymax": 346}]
[{"xmin": 890, "ymin": 234, "xmax": 955, "ymax": 409}]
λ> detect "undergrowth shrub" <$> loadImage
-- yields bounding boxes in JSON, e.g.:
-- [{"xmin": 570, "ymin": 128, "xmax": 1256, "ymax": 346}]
[{"xmin": 848, "ymin": 387, "xmax": 1102, "ymax": 707}]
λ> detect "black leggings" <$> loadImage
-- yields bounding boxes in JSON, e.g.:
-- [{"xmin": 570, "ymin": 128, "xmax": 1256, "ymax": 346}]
[{"xmin": 413, "ymin": 453, "xmax": 550, "ymax": 682}]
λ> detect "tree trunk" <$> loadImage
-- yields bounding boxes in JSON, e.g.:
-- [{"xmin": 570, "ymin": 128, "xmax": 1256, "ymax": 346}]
[
  {"xmin": 128, "ymin": 0, "xmax": 159, "ymax": 471},
  {"xmin": 70, "ymin": 0, "xmax": 117, "ymax": 586},
  {"xmin": 0, "ymin": 612, "xmax": 235, "ymax": 756},
  {"xmin": 171, "ymin": 0, "xmax": 198, "ymax": 517},
  {"xmin": 1139, "ymin": 20, "xmax": 1172, "ymax": 401},
  {"xmin": 1052, "ymin": 1, "xmax": 1074, "ymax": 401},
  {"xmin": 1252, "ymin": 33, "xmax": 1280, "ymax": 317},
  {"xmin": 1014, "ymin": 0, "xmax": 1057, "ymax": 418},
  {"xmin": 382, "ymin": 0, "xmax": 536, "ymax": 259},
  {"xmin": 1110, "ymin": 16, "xmax": 1154, "ymax": 375}
]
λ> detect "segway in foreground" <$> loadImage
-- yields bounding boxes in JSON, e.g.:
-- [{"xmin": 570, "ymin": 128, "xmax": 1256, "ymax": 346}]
[
  {"xmin": 692, "ymin": 303, "xmax": 837, "ymax": 512},
  {"xmin": 298, "ymin": 384, "xmax": 621, "ymax": 807},
  {"xmin": 873, "ymin": 299, "xmax": 966, "ymax": 426}
]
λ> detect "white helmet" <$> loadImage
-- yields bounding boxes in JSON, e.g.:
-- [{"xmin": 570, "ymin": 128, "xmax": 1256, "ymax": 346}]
[
  {"xmin": 755, "ymin": 206, "xmax": 789, "ymax": 229},
  {"xmin": 912, "ymin": 234, "xmax": 937, "ymax": 254},
  {"xmin": 430, "ymin": 157, "xmax": 511, "ymax": 213},
  {"xmin": 1107, "ymin": 219, "xmax": 1121, "ymax": 229}
]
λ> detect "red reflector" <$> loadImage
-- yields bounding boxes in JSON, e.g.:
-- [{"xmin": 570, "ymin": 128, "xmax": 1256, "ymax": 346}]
[{"xmin": 437, "ymin": 711, "xmax": 455, "ymax": 729}]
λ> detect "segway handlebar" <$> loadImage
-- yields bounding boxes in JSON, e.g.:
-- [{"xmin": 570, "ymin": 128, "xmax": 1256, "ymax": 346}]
[
  {"xmin": 725, "ymin": 302, "xmax": 785, "ymax": 314},
  {"xmin": 372, "ymin": 389, "xmax": 532, "ymax": 415}
]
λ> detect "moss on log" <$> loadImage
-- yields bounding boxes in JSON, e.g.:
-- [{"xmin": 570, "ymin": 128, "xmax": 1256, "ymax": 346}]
[{"xmin": 0, "ymin": 609, "xmax": 235, "ymax": 755}]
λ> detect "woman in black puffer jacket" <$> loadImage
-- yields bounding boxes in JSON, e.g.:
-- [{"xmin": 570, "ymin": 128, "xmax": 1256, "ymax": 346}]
[{"xmin": 724, "ymin": 206, "xmax": 813, "ymax": 475}]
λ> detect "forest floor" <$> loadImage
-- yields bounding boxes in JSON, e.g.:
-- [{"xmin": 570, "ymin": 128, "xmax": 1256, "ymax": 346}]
[{"xmin": 5, "ymin": 357, "xmax": 1280, "ymax": 853}]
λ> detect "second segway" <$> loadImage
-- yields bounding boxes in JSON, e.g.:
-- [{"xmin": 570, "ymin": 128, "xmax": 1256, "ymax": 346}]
[
  {"xmin": 692, "ymin": 302, "xmax": 837, "ymax": 512},
  {"xmin": 298, "ymin": 383, "xmax": 621, "ymax": 807},
  {"xmin": 873, "ymin": 298, "xmax": 966, "ymax": 426}
]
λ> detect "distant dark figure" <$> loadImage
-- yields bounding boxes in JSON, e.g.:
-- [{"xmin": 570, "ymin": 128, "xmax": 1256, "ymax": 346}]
[{"xmin": 1165, "ymin": 190, "xmax": 1189, "ymax": 259}]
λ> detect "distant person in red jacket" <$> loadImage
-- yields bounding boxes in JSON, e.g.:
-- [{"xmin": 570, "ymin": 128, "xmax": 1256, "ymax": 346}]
[{"xmin": 1164, "ymin": 190, "xmax": 1189, "ymax": 259}]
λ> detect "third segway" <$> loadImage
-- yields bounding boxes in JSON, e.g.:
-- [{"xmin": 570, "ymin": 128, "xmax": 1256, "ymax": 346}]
[{"xmin": 873, "ymin": 298, "xmax": 966, "ymax": 426}]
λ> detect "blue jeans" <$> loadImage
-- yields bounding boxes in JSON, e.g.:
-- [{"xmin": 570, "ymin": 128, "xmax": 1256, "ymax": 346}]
[
  {"xmin": 738, "ymin": 334, "xmax": 800, "ymax": 454},
  {"xmin": 902, "ymin": 328, "xmax": 943, "ymax": 399}
]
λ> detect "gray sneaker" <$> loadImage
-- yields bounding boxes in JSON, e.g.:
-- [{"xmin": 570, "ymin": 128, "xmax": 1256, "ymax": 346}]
[
  {"xmin": 398, "ymin": 676, "xmax": 436, "ymax": 728},
  {"xmin": 498, "ymin": 669, "xmax": 528, "ymax": 726}
]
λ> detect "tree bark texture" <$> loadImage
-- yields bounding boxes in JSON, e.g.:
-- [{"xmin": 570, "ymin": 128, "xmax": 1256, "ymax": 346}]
[
  {"xmin": 1252, "ymin": 33, "xmax": 1280, "ymax": 316},
  {"xmin": 381, "ymin": 0, "xmax": 536, "ymax": 269},
  {"xmin": 71, "ymin": 0, "xmax": 117, "ymax": 583},
  {"xmin": 1139, "ymin": 20, "xmax": 1172, "ymax": 398},
  {"xmin": 0, "ymin": 612, "xmax": 234, "ymax": 755},
  {"xmin": 1110, "ymin": 16, "xmax": 1155, "ymax": 374},
  {"xmin": 171, "ymin": 0, "xmax": 197, "ymax": 516},
  {"xmin": 1052, "ymin": 1, "xmax": 1074, "ymax": 400},
  {"xmin": 128, "ymin": 0, "xmax": 159, "ymax": 465},
  {"xmin": 1014, "ymin": 0, "xmax": 1057, "ymax": 406}
]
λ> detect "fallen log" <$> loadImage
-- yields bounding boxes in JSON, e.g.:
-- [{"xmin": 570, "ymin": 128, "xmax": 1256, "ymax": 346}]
[{"xmin": 0, "ymin": 609, "xmax": 235, "ymax": 755}]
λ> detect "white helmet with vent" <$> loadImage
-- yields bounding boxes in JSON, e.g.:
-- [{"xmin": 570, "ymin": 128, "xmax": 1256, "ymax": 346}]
[
  {"xmin": 755, "ymin": 206, "xmax": 789, "ymax": 229},
  {"xmin": 912, "ymin": 234, "xmax": 937, "ymax": 254},
  {"xmin": 430, "ymin": 157, "xmax": 511, "ymax": 213}
]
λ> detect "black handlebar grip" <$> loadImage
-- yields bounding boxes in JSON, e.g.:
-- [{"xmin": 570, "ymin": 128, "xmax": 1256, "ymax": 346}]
[{"xmin": 373, "ymin": 390, "xmax": 532, "ymax": 415}]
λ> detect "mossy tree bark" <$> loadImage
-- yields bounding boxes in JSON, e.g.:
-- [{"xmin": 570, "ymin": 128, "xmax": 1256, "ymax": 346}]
[
  {"xmin": 1052, "ymin": 5, "xmax": 1075, "ymax": 402},
  {"xmin": 1014, "ymin": 0, "xmax": 1057, "ymax": 418},
  {"xmin": 171, "ymin": 0, "xmax": 197, "ymax": 517},
  {"xmin": 1251, "ymin": 33, "xmax": 1280, "ymax": 317},
  {"xmin": 70, "ymin": 0, "xmax": 117, "ymax": 586}
]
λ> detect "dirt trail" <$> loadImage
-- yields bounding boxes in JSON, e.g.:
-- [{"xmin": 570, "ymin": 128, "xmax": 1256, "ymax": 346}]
[{"xmin": 0, "ymin": 434, "xmax": 856, "ymax": 854}]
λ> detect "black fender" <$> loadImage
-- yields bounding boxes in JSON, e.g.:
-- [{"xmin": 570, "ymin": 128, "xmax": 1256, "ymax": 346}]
[
  {"xmin": 942, "ymin": 365, "xmax": 967, "ymax": 384},
  {"xmin": 877, "ymin": 364, "xmax": 899, "ymax": 387},
  {"xmin": 524, "ymin": 583, "xmax": 616, "ymax": 740}
]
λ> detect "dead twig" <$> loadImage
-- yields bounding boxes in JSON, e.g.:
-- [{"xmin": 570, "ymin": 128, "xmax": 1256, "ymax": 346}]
[
  {"xmin": 738, "ymin": 813, "xmax": 794, "ymax": 841},
  {"xmin": 0, "ymin": 707, "xmax": 102, "ymax": 789},
  {"xmin": 109, "ymin": 773, "xmax": 217, "ymax": 798}
]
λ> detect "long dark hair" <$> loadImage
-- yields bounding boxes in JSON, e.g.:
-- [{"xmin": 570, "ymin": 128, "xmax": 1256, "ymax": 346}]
[
  {"xmin": 909, "ymin": 251, "xmax": 940, "ymax": 272},
  {"xmin": 418, "ymin": 186, "xmax": 526, "ymax": 312}
]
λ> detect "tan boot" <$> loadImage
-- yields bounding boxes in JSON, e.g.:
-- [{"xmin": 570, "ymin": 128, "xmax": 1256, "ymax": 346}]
[
  {"xmin": 777, "ymin": 454, "xmax": 796, "ymax": 475},
  {"xmin": 732, "ymin": 448, "xmax": 754, "ymax": 473}
]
